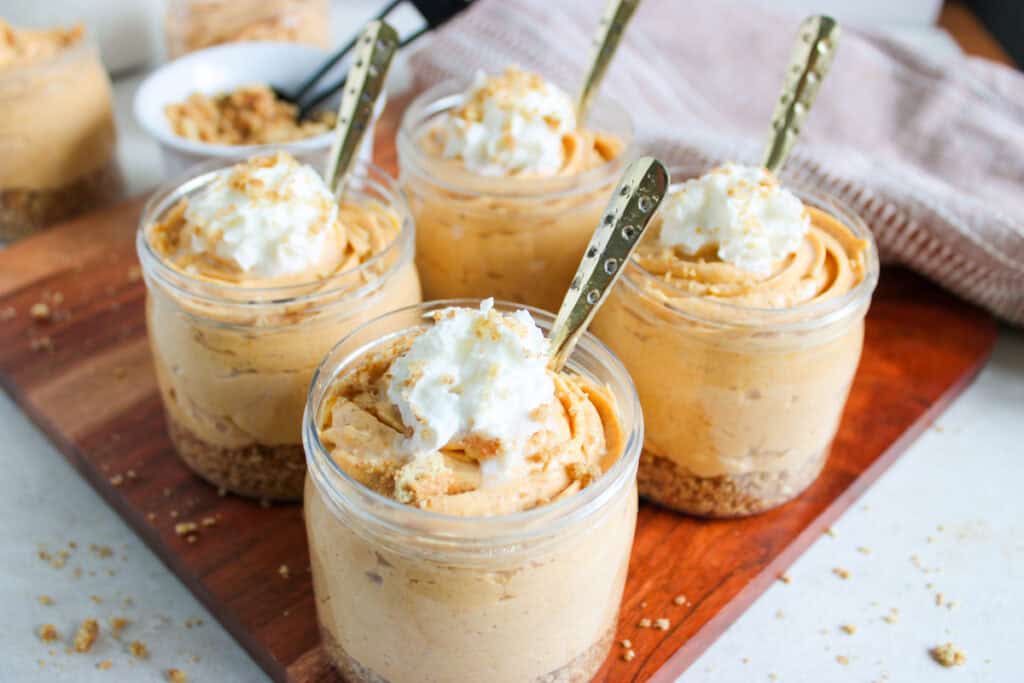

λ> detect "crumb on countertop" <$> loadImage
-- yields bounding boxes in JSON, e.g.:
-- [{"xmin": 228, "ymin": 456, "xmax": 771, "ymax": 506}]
[
  {"xmin": 38, "ymin": 624, "xmax": 60, "ymax": 642},
  {"xmin": 931, "ymin": 642, "xmax": 966, "ymax": 667},
  {"xmin": 73, "ymin": 619, "xmax": 99, "ymax": 653}
]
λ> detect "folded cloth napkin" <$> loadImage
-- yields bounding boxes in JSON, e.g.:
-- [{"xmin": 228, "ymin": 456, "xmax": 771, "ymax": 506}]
[{"xmin": 408, "ymin": 0, "xmax": 1024, "ymax": 325}]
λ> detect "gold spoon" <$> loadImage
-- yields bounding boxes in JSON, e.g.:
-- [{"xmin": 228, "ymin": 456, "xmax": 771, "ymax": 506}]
[
  {"xmin": 547, "ymin": 157, "xmax": 669, "ymax": 371},
  {"xmin": 577, "ymin": 0, "xmax": 643, "ymax": 122},
  {"xmin": 324, "ymin": 20, "xmax": 400, "ymax": 194},
  {"xmin": 761, "ymin": 15, "xmax": 840, "ymax": 174}
]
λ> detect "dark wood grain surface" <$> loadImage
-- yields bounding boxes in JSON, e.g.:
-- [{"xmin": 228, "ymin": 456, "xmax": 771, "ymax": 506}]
[{"xmin": 0, "ymin": 11, "xmax": 1005, "ymax": 677}]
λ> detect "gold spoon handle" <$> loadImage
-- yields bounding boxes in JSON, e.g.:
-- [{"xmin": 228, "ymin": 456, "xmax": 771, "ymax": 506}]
[
  {"xmin": 324, "ymin": 20, "xmax": 399, "ymax": 194},
  {"xmin": 761, "ymin": 15, "xmax": 840, "ymax": 174},
  {"xmin": 548, "ymin": 157, "xmax": 669, "ymax": 371},
  {"xmin": 577, "ymin": 0, "xmax": 642, "ymax": 122}
]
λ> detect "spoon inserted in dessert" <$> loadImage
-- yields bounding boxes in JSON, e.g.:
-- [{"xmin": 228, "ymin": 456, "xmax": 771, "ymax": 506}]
[
  {"xmin": 547, "ymin": 157, "xmax": 669, "ymax": 371},
  {"xmin": 577, "ymin": 0, "xmax": 643, "ymax": 122},
  {"xmin": 761, "ymin": 15, "xmax": 840, "ymax": 174},
  {"xmin": 324, "ymin": 20, "xmax": 399, "ymax": 195}
]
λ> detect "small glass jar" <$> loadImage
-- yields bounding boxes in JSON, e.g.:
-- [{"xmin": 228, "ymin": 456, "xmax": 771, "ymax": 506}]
[
  {"xmin": 304, "ymin": 300, "xmax": 642, "ymax": 683},
  {"xmin": 591, "ymin": 175, "xmax": 880, "ymax": 518},
  {"xmin": 0, "ymin": 32, "xmax": 121, "ymax": 241},
  {"xmin": 137, "ymin": 156, "xmax": 421, "ymax": 500},
  {"xmin": 397, "ymin": 81, "xmax": 634, "ymax": 314},
  {"xmin": 164, "ymin": 0, "xmax": 331, "ymax": 58}
]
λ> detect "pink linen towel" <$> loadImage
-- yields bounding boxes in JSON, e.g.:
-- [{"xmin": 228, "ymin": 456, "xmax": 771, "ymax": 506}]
[{"xmin": 408, "ymin": 0, "xmax": 1024, "ymax": 324}]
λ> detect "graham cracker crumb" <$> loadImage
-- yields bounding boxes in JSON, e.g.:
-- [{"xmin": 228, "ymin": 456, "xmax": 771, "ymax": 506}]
[
  {"xmin": 842, "ymin": 624, "xmax": 856, "ymax": 635},
  {"xmin": 654, "ymin": 618, "xmax": 670, "ymax": 631},
  {"xmin": 129, "ymin": 640, "xmax": 149, "ymax": 659},
  {"xmin": 278, "ymin": 564, "xmax": 290, "ymax": 579},
  {"xmin": 775, "ymin": 609, "xmax": 785, "ymax": 620},
  {"xmin": 833, "ymin": 567, "xmax": 851, "ymax": 580},
  {"xmin": 637, "ymin": 618, "xmax": 651, "ymax": 628},
  {"xmin": 38, "ymin": 595, "xmax": 54, "ymax": 606},
  {"xmin": 174, "ymin": 522, "xmax": 197, "ymax": 536},
  {"xmin": 857, "ymin": 546, "xmax": 871, "ymax": 555},
  {"xmin": 90, "ymin": 595, "xmax": 102, "ymax": 604},
  {"xmin": 110, "ymin": 617, "xmax": 130, "ymax": 637},
  {"xmin": 825, "ymin": 527, "xmax": 837, "ymax": 538},
  {"xmin": 883, "ymin": 608, "xmax": 899, "ymax": 624},
  {"xmin": 936, "ymin": 592, "xmax": 944, "ymax": 606},
  {"xmin": 97, "ymin": 660, "xmax": 113, "ymax": 670},
  {"xmin": 779, "ymin": 573, "xmax": 792, "ymax": 584},
  {"xmin": 620, "ymin": 639, "xmax": 632, "ymax": 648},
  {"xmin": 167, "ymin": 669, "xmax": 188, "ymax": 683},
  {"xmin": 930, "ymin": 642, "xmax": 966, "ymax": 667},
  {"xmin": 38, "ymin": 624, "xmax": 60, "ymax": 642},
  {"xmin": 836, "ymin": 655, "xmax": 850, "ymax": 665},
  {"xmin": 90, "ymin": 544, "xmax": 113, "ymax": 558},
  {"xmin": 30, "ymin": 302, "xmax": 51, "ymax": 321},
  {"xmin": 73, "ymin": 619, "xmax": 99, "ymax": 653},
  {"xmin": 673, "ymin": 594, "xmax": 686, "ymax": 606}
]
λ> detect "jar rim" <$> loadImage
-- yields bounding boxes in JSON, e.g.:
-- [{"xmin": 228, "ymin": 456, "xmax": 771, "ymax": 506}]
[
  {"xmin": 396, "ymin": 79, "xmax": 635, "ymax": 200},
  {"xmin": 303, "ymin": 299, "xmax": 643, "ymax": 550},
  {"xmin": 136, "ymin": 154, "xmax": 415, "ymax": 311},
  {"xmin": 621, "ymin": 171, "xmax": 881, "ymax": 331}
]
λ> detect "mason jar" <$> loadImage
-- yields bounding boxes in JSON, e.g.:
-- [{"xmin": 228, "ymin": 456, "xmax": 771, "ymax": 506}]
[
  {"xmin": 304, "ymin": 300, "xmax": 642, "ymax": 683},
  {"xmin": 397, "ymin": 81, "xmax": 634, "ymax": 314},
  {"xmin": 137, "ymin": 156, "xmax": 421, "ymax": 500},
  {"xmin": 0, "ymin": 28, "xmax": 121, "ymax": 241},
  {"xmin": 591, "ymin": 174, "xmax": 880, "ymax": 518},
  {"xmin": 164, "ymin": 0, "xmax": 330, "ymax": 58}
]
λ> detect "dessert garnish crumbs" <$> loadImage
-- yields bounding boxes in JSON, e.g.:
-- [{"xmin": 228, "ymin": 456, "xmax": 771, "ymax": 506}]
[
  {"xmin": 97, "ymin": 660, "xmax": 113, "ymax": 670},
  {"xmin": 167, "ymin": 669, "xmax": 188, "ymax": 682},
  {"xmin": 673, "ymin": 594, "xmax": 686, "ymax": 606},
  {"xmin": 931, "ymin": 642, "xmax": 966, "ymax": 667},
  {"xmin": 110, "ymin": 617, "xmax": 130, "ymax": 637},
  {"xmin": 842, "ymin": 624, "xmax": 856, "ymax": 635},
  {"xmin": 778, "ymin": 573, "xmax": 792, "ymax": 584},
  {"xmin": 883, "ymin": 608, "xmax": 899, "ymax": 624},
  {"xmin": 857, "ymin": 546, "xmax": 871, "ymax": 555},
  {"xmin": 936, "ymin": 592, "xmax": 944, "ymax": 606},
  {"xmin": 90, "ymin": 544, "xmax": 114, "ymax": 558},
  {"xmin": 836, "ymin": 655, "xmax": 850, "ymax": 665},
  {"xmin": 201, "ymin": 516, "xmax": 217, "ymax": 528},
  {"xmin": 91, "ymin": 595, "xmax": 102, "ymax": 604},
  {"xmin": 39, "ymin": 624, "xmax": 60, "ymax": 642},
  {"xmin": 174, "ymin": 522, "xmax": 198, "ymax": 536},
  {"xmin": 832, "ymin": 568, "xmax": 851, "ymax": 580},
  {"xmin": 620, "ymin": 639, "xmax": 632, "ymax": 648},
  {"xmin": 109, "ymin": 474, "xmax": 125, "ymax": 486},
  {"xmin": 775, "ymin": 610, "xmax": 785, "ymax": 620},
  {"xmin": 38, "ymin": 595, "xmax": 54, "ymax": 606},
  {"xmin": 825, "ymin": 527, "xmax": 837, "ymax": 538},
  {"xmin": 622, "ymin": 649, "xmax": 636, "ymax": 662},
  {"xmin": 278, "ymin": 564, "xmax": 290, "ymax": 579},
  {"xmin": 654, "ymin": 618, "xmax": 670, "ymax": 631},
  {"xmin": 129, "ymin": 640, "xmax": 150, "ymax": 659},
  {"xmin": 637, "ymin": 618, "xmax": 651, "ymax": 628},
  {"xmin": 73, "ymin": 618, "xmax": 99, "ymax": 653},
  {"xmin": 170, "ymin": 510, "xmax": 179, "ymax": 519},
  {"xmin": 30, "ymin": 302, "xmax": 51, "ymax": 321}
]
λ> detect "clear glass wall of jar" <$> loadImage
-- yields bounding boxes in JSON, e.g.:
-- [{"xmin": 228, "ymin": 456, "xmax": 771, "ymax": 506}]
[
  {"xmin": 164, "ymin": 0, "xmax": 331, "ymax": 58},
  {"xmin": 304, "ymin": 301, "xmax": 643, "ymax": 683},
  {"xmin": 0, "ymin": 31, "xmax": 121, "ymax": 241},
  {"xmin": 137, "ymin": 157, "xmax": 421, "ymax": 500},
  {"xmin": 397, "ymin": 81, "xmax": 634, "ymax": 314},
  {"xmin": 591, "ymin": 178, "xmax": 880, "ymax": 518}
]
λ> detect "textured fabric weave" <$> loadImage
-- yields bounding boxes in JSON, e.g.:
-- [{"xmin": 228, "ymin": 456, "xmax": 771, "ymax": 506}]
[{"xmin": 408, "ymin": 0, "xmax": 1024, "ymax": 324}]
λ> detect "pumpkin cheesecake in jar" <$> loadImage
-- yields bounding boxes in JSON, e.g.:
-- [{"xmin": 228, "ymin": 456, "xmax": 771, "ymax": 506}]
[
  {"xmin": 591, "ymin": 163, "xmax": 879, "ymax": 517},
  {"xmin": 164, "ymin": 0, "xmax": 330, "ymax": 58},
  {"xmin": 304, "ymin": 300, "xmax": 642, "ymax": 683},
  {"xmin": 138, "ymin": 151, "xmax": 421, "ymax": 500},
  {"xmin": 0, "ymin": 21, "xmax": 121, "ymax": 240},
  {"xmin": 398, "ymin": 67, "xmax": 632, "ymax": 313}
]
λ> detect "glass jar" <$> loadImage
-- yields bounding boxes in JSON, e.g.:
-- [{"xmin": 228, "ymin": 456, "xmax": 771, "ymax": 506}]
[
  {"xmin": 0, "ymin": 31, "xmax": 121, "ymax": 241},
  {"xmin": 591, "ymin": 176, "xmax": 880, "ymax": 518},
  {"xmin": 164, "ymin": 0, "xmax": 330, "ymax": 58},
  {"xmin": 397, "ymin": 81, "xmax": 634, "ymax": 314},
  {"xmin": 137, "ymin": 156, "xmax": 421, "ymax": 500},
  {"xmin": 303, "ymin": 300, "xmax": 643, "ymax": 683}
]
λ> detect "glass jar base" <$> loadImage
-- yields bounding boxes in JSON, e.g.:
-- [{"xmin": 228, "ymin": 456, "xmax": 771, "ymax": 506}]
[
  {"xmin": 319, "ymin": 622, "xmax": 616, "ymax": 683},
  {"xmin": 638, "ymin": 449, "xmax": 830, "ymax": 518},
  {"xmin": 0, "ymin": 162, "xmax": 122, "ymax": 241},
  {"xmin": 166, "ymin": 414, "xmax": 304, "ymax": 501}
]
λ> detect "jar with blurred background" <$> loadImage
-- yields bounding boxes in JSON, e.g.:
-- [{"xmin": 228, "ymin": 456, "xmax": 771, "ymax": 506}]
[{"xmin": 164, "ymin": 0, "xmax": 330, "ymax": 58}]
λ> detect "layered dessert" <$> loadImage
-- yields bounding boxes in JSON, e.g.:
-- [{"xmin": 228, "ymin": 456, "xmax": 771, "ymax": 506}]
[
  {"xmin": 591, "ymin": 163, "xmax": 878, "ymax": 517},
  {"xmin": 165, "ymin": 83, "xmax": 336, "ymax": 145},
  {"xmin": 305, "ymin": 300, "xmax": 639, "ymax": 682},
  {"xmin": 164, "ymin": 0, "xmax": 330, "ymax": 58},
  {"xmin": 0, "ymin": 20, "xmax": 121, "ymax": 240},
  {"xmin": 398, "ymin": 66, "xmax": 631, "ymax": 312},
  {"xmin": 141, "ymin": 151, "xmax": 421, "ymax": 499}
]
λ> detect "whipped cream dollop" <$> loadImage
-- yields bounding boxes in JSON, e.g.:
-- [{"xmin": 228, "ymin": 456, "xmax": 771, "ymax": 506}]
[
  {"xmin": 658, "ymin": 163, "xmax": 810, "ymax": 275},
  {"xmin": 441, "ymin": 66, "xmax": 577, "ymax": 176},
  {"xmin": 387, "ymin": 299, "xmax": 555, "ymax": 483},
  {"xmin": 182, "ymin": 152, "xmax": 338, "ymax": 278}
]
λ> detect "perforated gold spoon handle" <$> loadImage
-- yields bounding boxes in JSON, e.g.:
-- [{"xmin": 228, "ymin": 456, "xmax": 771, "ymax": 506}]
[
  {"xmin": 324, "ymin": 20, "xmax": 399, "ymax": 194},
  {"xmin": 577, "ymin": 0, "xmax": 642, "ymax": 122},
  {"xmin": 547, "ymin": 157, "xmax": 669, "ymax": 372},
  {"xmin": 761, "ymin": 15, "xmax": 840, "ymax": 174}
]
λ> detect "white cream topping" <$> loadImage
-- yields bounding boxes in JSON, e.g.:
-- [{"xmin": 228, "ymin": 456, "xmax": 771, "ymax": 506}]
[
  {"xmin": 658, "ymin": 163, "xmax": 810, "ymax": 275},
  {"xmin": 387, "ymin": 299, "xmax": 555, "ymax": 484},
  {"xmin": 441, "ymin": 67, "xmax": 576, "ymax": 176},
  {"xmin": 182, "ymin": 153, "xmax": 338, "ymax": 278}
]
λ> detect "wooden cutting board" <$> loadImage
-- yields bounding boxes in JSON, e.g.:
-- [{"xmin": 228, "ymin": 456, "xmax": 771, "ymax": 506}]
[{"xmin": 0, "ymin": 108, "xmax": 997, "ymax": 682}]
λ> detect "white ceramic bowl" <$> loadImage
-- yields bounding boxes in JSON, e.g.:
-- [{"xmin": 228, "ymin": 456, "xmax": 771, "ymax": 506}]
[{"xmin": 134, "ymin": 41, "xmax": 383, "ymax": 177}]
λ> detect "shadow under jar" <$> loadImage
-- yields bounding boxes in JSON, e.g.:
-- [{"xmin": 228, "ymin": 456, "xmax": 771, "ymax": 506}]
[
  {"xmin": 304, "ymin": 300, "xmax": 643, "ymax": 683},
  {"xmin": 591, "ymin": 177, "xmax": 880, "ymax": 518},
  {"xmin": 0, "ymin": 28, "xmax": 121, "ymax": 241},
  {"xmin": 137, "ymin": 158, "xmax": 421, "ymax": 500},
  {"xmin": 397, "ymin": 81, "xmax": 634, "ymax": 314}
]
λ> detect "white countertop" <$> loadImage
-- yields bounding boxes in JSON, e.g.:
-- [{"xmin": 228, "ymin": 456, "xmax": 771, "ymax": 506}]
[{"xmin": 2, "ymin": 7, "xmax": 1021, "ymax": 683}]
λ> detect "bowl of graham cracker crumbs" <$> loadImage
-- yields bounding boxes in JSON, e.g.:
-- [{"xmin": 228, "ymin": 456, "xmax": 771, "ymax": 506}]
[{"xmin": 134, "ymin": 41, "xmax": 384, "ymax": 176}]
